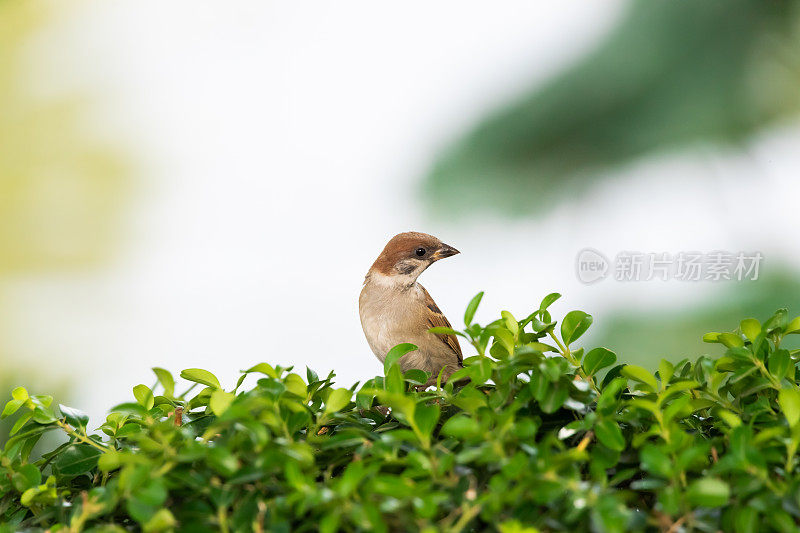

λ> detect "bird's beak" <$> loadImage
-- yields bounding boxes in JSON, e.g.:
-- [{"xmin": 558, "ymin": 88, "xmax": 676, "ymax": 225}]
[{"xmin": 431, "ymin": 243, "xmax": 460, "ymax": 261}]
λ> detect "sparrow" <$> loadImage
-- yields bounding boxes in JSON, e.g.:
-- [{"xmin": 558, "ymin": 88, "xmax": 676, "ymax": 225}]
[{"xmin": 359, "ymin": 231, "xmax": 462, "ymax": 386}]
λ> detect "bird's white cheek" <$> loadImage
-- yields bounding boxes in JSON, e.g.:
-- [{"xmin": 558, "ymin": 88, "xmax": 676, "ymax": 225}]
[{"xmin": 367, "ymin": 273, "xmax": 395, "ymax": 288}]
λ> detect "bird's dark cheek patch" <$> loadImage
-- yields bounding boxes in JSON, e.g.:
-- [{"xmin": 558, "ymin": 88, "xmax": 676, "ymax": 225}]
[{"xmin": 396, "ymin": 261, "xmax": 418, "ymax": 275}]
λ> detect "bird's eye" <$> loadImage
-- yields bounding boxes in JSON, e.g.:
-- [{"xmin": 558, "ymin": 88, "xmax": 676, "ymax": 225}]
[{"xmin": 415, "ymin": 247, "xmax": 426, "ymax": 257}]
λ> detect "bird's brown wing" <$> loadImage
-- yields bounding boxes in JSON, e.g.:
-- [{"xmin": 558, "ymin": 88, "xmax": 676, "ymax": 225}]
[{"xmin": 420, "ymin": 286, "xmax": 463, "ymax": 365}]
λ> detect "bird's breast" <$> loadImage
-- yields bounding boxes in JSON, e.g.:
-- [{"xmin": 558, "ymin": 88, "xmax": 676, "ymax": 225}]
[{"xmin": 359, "ymin": 281, "xmax": 425, "ymax": 361}]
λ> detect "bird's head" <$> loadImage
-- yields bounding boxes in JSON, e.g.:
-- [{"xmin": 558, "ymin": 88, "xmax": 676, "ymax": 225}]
[{"xmin": 369, "ymin": 231, "xmax": 459, "ymax": 285}]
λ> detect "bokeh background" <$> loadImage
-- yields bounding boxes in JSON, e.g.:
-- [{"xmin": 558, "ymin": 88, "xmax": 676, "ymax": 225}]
[{"xmin": 3, "ymin": 0, "xmax": 800, "ymax": 438}]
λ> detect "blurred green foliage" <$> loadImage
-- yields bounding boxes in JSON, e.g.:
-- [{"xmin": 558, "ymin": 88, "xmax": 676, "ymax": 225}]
[
  {"xmin": 0, "ymin": 0, "xmax": 129, "ymax": 443},
  {"xmin": 4, "ymin": 295, "xmax": 800, "ymax": 531},
  {"xmin": 0, "ymin": 0, "xmax": 129, "ymax": 274},
  {"xmin": 592, "ymin": 271, "xmax": 800, "ymax": 370},
  {"xmin": 423, "ymin": 0, "xmax": 800, "ymax": 382},
  {"xmin": 424, "ymin": 0, "xmax": 800, "ymax": 214}
]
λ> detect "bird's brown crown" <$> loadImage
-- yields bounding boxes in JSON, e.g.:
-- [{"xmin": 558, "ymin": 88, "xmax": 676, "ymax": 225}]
[{"xmin": 370, "ymin": 232, "xmax": 445, "ymax": 276}]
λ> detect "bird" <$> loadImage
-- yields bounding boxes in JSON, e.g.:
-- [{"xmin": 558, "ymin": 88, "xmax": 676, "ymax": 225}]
[{"xmin": 359, "ymin": 231, "xmax": 462, "ymax": 386}]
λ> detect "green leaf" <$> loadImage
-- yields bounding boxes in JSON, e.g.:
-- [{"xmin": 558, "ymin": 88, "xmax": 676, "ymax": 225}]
[
  {"xmin": 440, "ymin": 415, "xmax": 480, "ymax": 438},
  {"xmin": 180, "ymin": 368, "xmax": 221, "ymax": 389},
  {"xmin": 785, "ymin": 316, "xmax": 800, "ymax": 335},
  {"xmin": 209, "ymin": 390, "xmax": 235, "ymax": 416},
  {"xmin": 32, "ymin": 405, "xmax": 58, "ymax": 424},
  {"xmin": 540, "ymin": 358, "xmax": 566, "ymax": 382},
  {"xmin": 493, "ymin": 328, "xmax": 516, "ymax": 356},
  {"xmin": 11, "ymin": 464, "xmax": 41, "ymax": 492},
  {"xmin": 54, "ymin": 444, "xmax": 103, "ymax": 476},
  {"xmin": 621, "ymin": 365, "xmax": 658, "ymax": 392},
  {"xmin": 716, "ymin": 409, "xmax": 742, "ymax": 428},
  {"xmin": 404, "ymin": 369, "xmax": 430, "ymax": 385},
  {"xmin": 324, "ymin": 388, "xmax": 352, "ymax": 415},
  {"xmin": 116, "ymin": 423, "xmax": 141, "ymax": 438},
  {"xmin": 385, "ymin": 363, "xmax": 405, "ymax": 393},
  {"xmin": 539, "ymin": 292, "xmax": 561, "ymax": 311},
  {"xmin": 20, "ymin": 475, "xmax": 58, "ymax": 508},
  {"xmin": 661, "ymin": 381, "xmax": 700, "ymax": 401},
  {"xmin": 336, "ymin": 461, "xmax": 366, "ymax": 498},
  {"xmin": 717, "ymin": 332, "xmax": 744, "ymax": 349},
  {"xmin": 464, "ymin": 291, "xmax": 484, "ymax": 326},
  {"xmin": 768, "ymin": 349, "xmax": 791, "ymax": 380},
  {"xmin": 10, "ymin": 411, "xmax": 33, "ymax": 435},
  {"xmin": 561, "ymin": 310, "xmax": 593, "ymax": 345},
  {"xmin": 284, "ymin": 373, "xmax": 307, "ymax": 397},
  {"xmin": 539, "ymin": 381, "xmax": 569, "ymax": 413},
  {"xmin": 778, "ymin": 388, "xmax": 800, "ymax": 427},
  {"xmin": 767, "ymin": 510, "xmax": 797, "ymax": 533},
  {"xmin": 740, "ymin": 318, "xmax": 761, "ymax": 341},
  {"xmin": 658, "ymin": 359, "xmax": 674, "ymax": 385},
  {"xmin": 98, "ymin": 449, "xmax": 121, "ymax": 472},
  {"xmin": 596, "ymin": 377, "xmax": 627, "ymax": 415},
  {"xmin": 686, "ymin": 478, "xmax": 730, "ymax": 507},
  {"xmin": 133, "ymin": 385, "xmax": 155, "ymax": 410},
  {"xmin": 733, "ymin": 507, "xmax": 757, "ymax": 533},
  {"xmin": 128, "ymin": 479, "xmax": 168, "ymax": 523},
  {"xmin": 376, "ymin": 391, "xmax": 416, "ymax": 422},
  {"xmin": 143, "ymin": 508, "xmax": 177, "ymax": 533},
  {"xmin": 583, "ymin": 347, "xmax": 617, "ymax": 375},
  {"xmin": 32, "ymin": 394, "xmax": 53, "ymax": 408},
  {"xmin": 59, "ymin": 404, "xmax": 89, "ymax": 429},
  {"xmin": 384, "ymin": 343, "xmax": 417, "ymax": 374},
  {"xmin": 639, "ymin": 444, "xmax": 672, "ymax": 478},
  {"xmin": 2, "ymin": 398, "xmax": 25, "ymax": 419},
  {"xmin": 501, "ymin": 311, "xmax": 519, "ymax": 337},
  {"xmin": 765, "ymin": 308, "xmax": 789, "ymax": 334},
  {"xmin": 524, "ymin": 341, "xmax": 555, "ymax": 353},
  {"xmin": 11, "ymin": 386, "xmax": 28, "ymax": 402},
  {"xmin": 414, "ymin": 403, "xmax": 440, "ymax": 440},
  {"xmin": 595, "ymin": 419, "xmax": 625, "ymax": 451},
  {"xmin": 466, "ymin": 356, "xmax": 493, "ymax": 386},
  {"xmin": 245, "ymin": 362, "xmax": 278, "ymax": 378},
  {"xmin": 530, "ymin": 317, "xmax": 556, "ymax": 333},
  {"xmin": 151, "ymin": 368, "xmax": 175, "ymax": 397}
]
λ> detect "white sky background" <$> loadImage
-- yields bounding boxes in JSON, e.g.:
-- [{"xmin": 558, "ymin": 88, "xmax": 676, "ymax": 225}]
[{"xmin": 7, "ymin": 1, "xmax": 800, "ymax": 423}]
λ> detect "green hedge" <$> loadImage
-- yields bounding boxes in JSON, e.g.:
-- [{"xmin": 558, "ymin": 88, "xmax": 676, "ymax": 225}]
[{"xmin": 2, "ymin": 292, "xmax": 800, "ymax": 532}]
